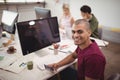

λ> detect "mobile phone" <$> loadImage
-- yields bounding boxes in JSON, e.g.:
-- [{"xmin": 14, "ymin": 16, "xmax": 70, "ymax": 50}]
[{"xmin": 44, "ymin": 64, "xmax": 54, "ymax": 72}]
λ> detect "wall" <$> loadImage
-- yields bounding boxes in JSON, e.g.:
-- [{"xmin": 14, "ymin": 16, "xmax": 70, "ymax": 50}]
[
  {"xmin": 0, "ymin": 3, "xmax": 45, "ymax": 22},
  {"xmin": 46, "ymin": 0, "xmax": 120, "ymax": 28},
  {"xmin": 0, "ymin": 0, "xmax": 120, "ymax": 43},
  {"xmin": 45, "ymin": 0, "xmax": 120, "ymax": 43}
]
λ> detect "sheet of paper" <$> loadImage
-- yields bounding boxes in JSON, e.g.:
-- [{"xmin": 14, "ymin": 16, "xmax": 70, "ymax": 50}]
[
  {"xmin": 49, "ymin": 39, "xmax": 77, "ymax": 53},
  {"xmin": 0, "ymin": 53, "xmax": 30, "ymax": 73},
  {"xmin": 3, "ymin": 58, "xmax": 27, "ymax": 73},
  {"xmin": 90, "ymin": 37, "xmax": 109, "ymax": 46}
]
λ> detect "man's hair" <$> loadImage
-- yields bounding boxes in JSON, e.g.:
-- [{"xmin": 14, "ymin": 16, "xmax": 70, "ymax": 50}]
[
  {"xmin": 80, "ymin": 5, "xmax": 91, "ymax": 14},
  {"xmin": 74, "ymin": 19, "xmax": 91, "ymax": 30}
]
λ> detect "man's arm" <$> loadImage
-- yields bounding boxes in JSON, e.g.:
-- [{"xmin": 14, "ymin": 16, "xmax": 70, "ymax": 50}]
[
  {"xmin": 49, "ymin": 52, "xmax": 77, "ymax": 70},
  {"xmin": 70, "ymin": 17, "xmax": 74, "ymax": 27},
  {"xmin": 84, "ymin": 54, "xmax": 106, "ymax": 80},
  {"xmin": 58, "ymin": 52, "xmax": 77, "ymax": 67}
]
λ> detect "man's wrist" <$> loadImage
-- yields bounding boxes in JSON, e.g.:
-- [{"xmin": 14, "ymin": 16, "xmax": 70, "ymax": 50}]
[{"xmin": 56, "ymin": 63, "xmax": 61, "ymax": 68}]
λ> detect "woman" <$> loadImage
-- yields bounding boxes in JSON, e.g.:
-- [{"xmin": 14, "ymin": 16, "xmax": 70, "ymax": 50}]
[{"xmin": 59, "ymin": 3, "xmax": 74, "ymax": 39}]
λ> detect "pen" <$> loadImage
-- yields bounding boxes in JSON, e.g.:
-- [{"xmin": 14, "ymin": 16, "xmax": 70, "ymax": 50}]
[
  {"xmin": 9, "ymin": 62, "xmax": 15, "ymax": 66},
  {"xmin": 9, "ymin": 63, "xmax": 13, "ymax": 66}
]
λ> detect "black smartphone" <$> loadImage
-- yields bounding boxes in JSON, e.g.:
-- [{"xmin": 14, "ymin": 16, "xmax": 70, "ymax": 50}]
[{"xmin": 44, "ymin": 64, "xmax": 54, "ymax": 71}]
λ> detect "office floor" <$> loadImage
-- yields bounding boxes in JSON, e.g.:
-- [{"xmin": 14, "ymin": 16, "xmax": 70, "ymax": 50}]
[
  {"xmin": 102, "ymin": 41, "xmax": 120, "ymax": 79},
  {"xmin": 48, "ymin": 41, "xmax": 120, "ymax": 80}
]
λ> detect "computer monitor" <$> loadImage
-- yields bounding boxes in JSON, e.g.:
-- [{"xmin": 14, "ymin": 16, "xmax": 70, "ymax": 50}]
[
  {"xmin": 0, "ymin": 26, "xmax": 2, "ymax": 47},
  {"xmin": 16, "ymin": 17, "xmax": 60, "ymax": 55},
  {"xmin": 34, "ymin": 7, "xmax": 51, "ymax": 19},
  {"xmin": 1, "ymin": 10, "xmax": 18, "ymax": 34}
]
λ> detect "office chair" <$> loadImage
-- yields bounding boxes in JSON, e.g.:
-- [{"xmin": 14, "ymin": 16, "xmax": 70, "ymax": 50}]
[
  {"xmin": 107, "ymin": 73, "xmax": 120, "ymax": 80},
  {"xmin": 98, "ymin": 25, "xmax": 103, "ymax": 39}
]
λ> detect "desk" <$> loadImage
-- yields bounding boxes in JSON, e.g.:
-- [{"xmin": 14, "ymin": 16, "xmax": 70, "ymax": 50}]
[
  {"xmin": 0, "ymin": 35, "xmax": 109, "ymax": 80},
  {"xmin": 0, "ymin": 38, "xmax": 77, "ymax": 80},
  {"xmin": 0, "ymin": 50, "xmax": 76, "ymax": 80}
]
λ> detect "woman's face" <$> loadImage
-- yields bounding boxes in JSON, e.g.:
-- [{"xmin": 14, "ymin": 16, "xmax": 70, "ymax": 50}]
[{"xmin": 63, "ymin": 8, "xmax": 69, "ymax": 15}]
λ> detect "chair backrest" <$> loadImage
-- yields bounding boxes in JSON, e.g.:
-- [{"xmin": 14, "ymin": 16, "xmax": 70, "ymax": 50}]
[
  {"xmin": 98, "ymin": 26, "xmax": 102, "ymax": 39},
  {"xmin": 107, "ymin": 73, "xmax": 120, "ymax": 80}
]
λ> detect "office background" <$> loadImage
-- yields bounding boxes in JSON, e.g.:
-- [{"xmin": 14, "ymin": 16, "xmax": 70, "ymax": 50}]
[
  {"xmin": 0, "ymin": 0, "xmax": 120, "ymax": 79},
  {"xmin": 0, "ymin": 0, "xmax": 120, "ymax": 43}
]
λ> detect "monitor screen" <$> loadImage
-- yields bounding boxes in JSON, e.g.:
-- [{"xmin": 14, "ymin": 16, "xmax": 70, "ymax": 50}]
[
  {"xmin": 1, "ymin": 10, "xmax": 18, "ymax": 34},
  {"xmin": 34, "ymin": 7, "xmax": 51, "ymax": 19},
  {"xmin": 16, "ymin": 17, "xmax": 60, "ymax": 55}
]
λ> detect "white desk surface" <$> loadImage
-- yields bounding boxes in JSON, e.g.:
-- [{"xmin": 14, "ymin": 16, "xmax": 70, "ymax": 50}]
[
  {"xmin": 0, "ymin": 34, "xmax": 109, "ymax": 80},
  {"xmin": 0, "ymin": 38, "xmax": 77, "ymax": 80}
]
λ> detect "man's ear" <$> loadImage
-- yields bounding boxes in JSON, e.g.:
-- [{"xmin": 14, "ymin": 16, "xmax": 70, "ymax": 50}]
[{"xmin": 87, "ymin": 30, "xmax": 92, "ymax": 37}]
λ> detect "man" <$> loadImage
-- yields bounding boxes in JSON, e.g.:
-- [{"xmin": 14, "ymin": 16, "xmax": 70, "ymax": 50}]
[
  {"xmin": 49, "ymin": 19, "xmax": 106, "ymax": 80},
  {"xmin": 80, "ymin": 5, "xmax": 99, "ymax": 39}
]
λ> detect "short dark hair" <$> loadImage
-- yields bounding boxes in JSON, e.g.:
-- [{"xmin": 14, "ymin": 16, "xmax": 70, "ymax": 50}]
[{"xmin": 80, "ymin": 5, "xmax": 91, "ymax": 14}]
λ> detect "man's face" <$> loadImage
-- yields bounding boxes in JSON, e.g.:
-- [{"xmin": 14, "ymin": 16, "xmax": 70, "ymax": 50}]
[
  {"xmin": 81, "ymin": 12, "xmax": 88, "ymax": 19},
  {"xmin": 72, "ymin": 24, "xmax": 91, "ymax": 46}
]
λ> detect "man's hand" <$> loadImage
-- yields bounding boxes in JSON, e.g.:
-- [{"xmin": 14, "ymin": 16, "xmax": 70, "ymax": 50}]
[{"xmin": 48, "ymin": 63, "xmax": 60, "ymax": 71}]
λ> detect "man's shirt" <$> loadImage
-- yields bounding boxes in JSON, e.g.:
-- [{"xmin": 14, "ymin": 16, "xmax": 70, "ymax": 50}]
[{"xmin": 76, "ymin": 40, "xmax": 106, "ymax": 80}]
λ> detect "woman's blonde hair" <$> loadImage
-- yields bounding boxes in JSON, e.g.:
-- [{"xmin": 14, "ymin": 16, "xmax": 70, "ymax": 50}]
[{"xmin": 62, "ymin": 3, "xmax": 70, "ymax": 10}]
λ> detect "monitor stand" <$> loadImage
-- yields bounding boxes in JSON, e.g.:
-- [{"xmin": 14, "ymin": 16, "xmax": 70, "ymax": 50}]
[{"xmin": 34, "ymin": 48, "xmax": 49, "ymax": 57}]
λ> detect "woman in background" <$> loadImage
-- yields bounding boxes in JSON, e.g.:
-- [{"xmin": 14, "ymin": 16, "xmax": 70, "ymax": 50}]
[{"xmin": 59, "ymin": 3, "xmax": 74, "ymax": 39}]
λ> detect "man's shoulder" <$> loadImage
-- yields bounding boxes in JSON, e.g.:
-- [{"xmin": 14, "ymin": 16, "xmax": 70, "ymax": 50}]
[
  {"xmin": 84, "ymin": 53, "xmax": 106, "ymax": 64},
  {"xmin": 91, "ymin": 14, "xmax": 98, "ymax": 23},
  {"xmin": 84, "ymin": 41, "xmax": 105, "ymax": 60},
  {"xmin": 84, "ymin": 42, "xmax": 102, "ymax": 54}
]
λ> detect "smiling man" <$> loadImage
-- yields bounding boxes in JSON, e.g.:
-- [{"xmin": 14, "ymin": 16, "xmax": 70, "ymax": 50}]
[{"xmin": 49, "ymin": 19, "xmax": 106, "ymax": 80}]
